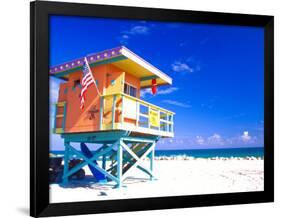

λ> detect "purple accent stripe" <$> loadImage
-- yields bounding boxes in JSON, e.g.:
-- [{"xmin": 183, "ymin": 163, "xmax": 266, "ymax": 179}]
[{"xmin": 49, "ymin": 46, "xmax": 123, "ymax": 74}]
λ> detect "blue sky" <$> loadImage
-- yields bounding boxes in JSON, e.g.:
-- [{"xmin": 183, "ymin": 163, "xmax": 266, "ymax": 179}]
[{"xmin": 49, "ymin": 15, "xmax": 264, "ymax": 150}]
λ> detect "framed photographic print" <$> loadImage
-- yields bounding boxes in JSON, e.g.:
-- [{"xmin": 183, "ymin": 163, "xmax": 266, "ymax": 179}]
[{"xmin": 30, "ymin": 1, "xmax": 274, "ymax": 217}]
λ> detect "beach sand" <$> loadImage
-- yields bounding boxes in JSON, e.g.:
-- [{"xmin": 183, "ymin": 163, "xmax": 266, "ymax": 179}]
[{"xmin": 50, "ymin": 157, "xmax": 264, "ymax": 203}]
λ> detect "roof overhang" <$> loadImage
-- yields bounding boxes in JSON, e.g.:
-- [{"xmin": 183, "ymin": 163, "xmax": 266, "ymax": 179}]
[{"xmin": 49, "ymin": 46, "xmax": 172, "ymax": 87}]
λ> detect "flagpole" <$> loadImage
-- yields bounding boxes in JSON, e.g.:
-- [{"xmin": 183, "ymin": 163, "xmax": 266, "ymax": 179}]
[{"xmin": 84, "ymin": 57, "xmax": 101, "ymax": 97}]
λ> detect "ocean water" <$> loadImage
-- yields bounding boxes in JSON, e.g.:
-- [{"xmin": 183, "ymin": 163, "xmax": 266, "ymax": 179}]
[
  {"xmin": 51, "ymin": 147, "xmax": 264, "ymax": 158},
  {"xmin": 155, "ymin": 147, "xmax": 264, "ymax": 158}
]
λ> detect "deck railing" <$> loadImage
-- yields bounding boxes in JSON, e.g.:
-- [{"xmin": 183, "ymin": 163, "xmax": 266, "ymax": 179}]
[{"xmin": 100, "ymin": 93, "xmax": 174, "ymax": 137}]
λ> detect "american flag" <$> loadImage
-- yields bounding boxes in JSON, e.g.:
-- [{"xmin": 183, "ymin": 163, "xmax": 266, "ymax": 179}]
[{"xmin": 80, "ymin": 57, "xmax": 95, "ymax": 109}]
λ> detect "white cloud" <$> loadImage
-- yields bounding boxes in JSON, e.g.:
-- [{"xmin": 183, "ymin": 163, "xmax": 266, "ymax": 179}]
[
  {"xmin": 140, "ymin": 88, "xmax": 151, "ymax": 98},
  {"xmin": 157, "ymin": 132, "xmax": 263, "ymax": 149},
  {"xmin": 208, "ymin": 133, "xmax": 224, "ymax": 145},
  {"xmin": 158, "ymin": 87, "xmax": 178, "ymax": 95},
  {"xmin": 172, "ymin": 61, "xmax": 194, "ymax": 73},
  {"xmin": 241, "ymin": 131, "xmax": 251, "ymax": 142},
  {"xmin": 121, "ymin": 34, "xmax": 129, "ymax": 39},
  {"xmin": 162, "ymin": 100, "xmax": 191, "ymax": 108},
  {"xmin": 209, "ymin": 133, "xmax": 221, "ymax": 140},
  {"xmin": 224, "ymin": 131, "xmax": 258, "ymax": 146},
  {"xmin": 196, "ymin": 136, "xmax": 205, "ymax": 145},
  {"xmin": 119, "ymin": 25, "xmax": 150, "ymax": 44},
  {"xmin": 127, "ymin": 25, "xmax": 149, "ymax": 35},
  {"xmin": 195, "ymin": 133, "xmax": 250, "ymax": 147},
  {"xmin": 140, "ymin": 87, "xmax": 178, "ymax": 98}
]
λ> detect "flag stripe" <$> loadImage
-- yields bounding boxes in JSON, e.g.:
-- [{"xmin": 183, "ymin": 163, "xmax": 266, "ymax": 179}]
[{"xmin": 80, "ymin": 57, "xmax": 95, "ymax": 109}]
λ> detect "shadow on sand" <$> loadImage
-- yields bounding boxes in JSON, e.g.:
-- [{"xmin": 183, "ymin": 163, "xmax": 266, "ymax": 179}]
[{"xmin": 17, "ymin": 207, "xmax": 29, "ymax": 216}]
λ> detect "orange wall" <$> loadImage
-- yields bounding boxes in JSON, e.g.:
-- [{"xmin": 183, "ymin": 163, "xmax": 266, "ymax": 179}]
[{"xmin": 55, "ymin": 63, "xmax": 129, "ymax": 133}]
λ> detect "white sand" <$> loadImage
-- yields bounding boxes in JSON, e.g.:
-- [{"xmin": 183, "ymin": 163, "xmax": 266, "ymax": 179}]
[{"xmin": 50, "ymin": 157, "xmax": 264, "ymax": 203}]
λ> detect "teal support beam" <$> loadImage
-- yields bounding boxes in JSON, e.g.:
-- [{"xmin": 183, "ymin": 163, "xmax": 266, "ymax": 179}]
[
  {"xmin": 102, "ymin": 144, "xmax": 107, "ymax": 170},
  {"xmin": 117, "ymin": 141, "xmax": 123, "ymax": 188},
  {"xmin": 122, "ymin": 142, "xmax": 156, "ymax": 179},
  {"xmin": 63, "ymin": 142, "xmax": 117, "ymax": 179},
  {"xmin": 62, "ymin": 141, "xmax": 70, "ymax": 185},
  {"xmin": 67, "ymin": 145, "xmax": 119, "ymax": 183},
  {"xmin": 120, "ymin": 140, "xmax": 154, "ymax": 178},
  {"xmin": 149, "ymin": 144, "xmax": 155, "ymax": 180},
  {"xmin": 136, "ymin": 165, "xmax": 154, "ymax": 177},
  {"xmin": 60, "ymin": 133, "xmax": 158, "ymax": 187},
  {"xmin": 112, "ymin": 95, "xmax": 116, "ymax": 129}
]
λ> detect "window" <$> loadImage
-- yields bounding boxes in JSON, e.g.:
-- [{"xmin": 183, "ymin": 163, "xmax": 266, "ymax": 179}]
[
  {"xmin": 73, "ymin": 79, "xmax": 81, "ymax": 90},
  {"xmin": 124, "ymin": 83, "xmax": 137, "ymax": 97}
]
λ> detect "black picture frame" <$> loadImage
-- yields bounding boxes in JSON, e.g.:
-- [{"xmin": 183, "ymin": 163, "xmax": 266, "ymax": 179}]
[{"xmin": 30, "ymin": 1, "xmax": 274, "ymax": 217}]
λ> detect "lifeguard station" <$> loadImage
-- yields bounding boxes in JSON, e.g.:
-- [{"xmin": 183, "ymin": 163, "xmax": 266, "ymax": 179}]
[{"xmin": 50, "ymin": 46, "xmax": 174, "ymax": 187}]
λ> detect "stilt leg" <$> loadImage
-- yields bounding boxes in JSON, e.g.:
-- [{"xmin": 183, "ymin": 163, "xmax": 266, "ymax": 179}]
[
  {"xmin": 62, "ymin": 141, "xmax": 70, "ymax": 185},
  {"xmin": 102, "ymin": 144, "xmax": 106, "ymax": 170},
  {"xmin": 117, "ymin": 142, "xmax": 123, "ymax": 188},
  {"xmin": 149, "ymin": 143, "xmax": 155, "ymax": 181}
]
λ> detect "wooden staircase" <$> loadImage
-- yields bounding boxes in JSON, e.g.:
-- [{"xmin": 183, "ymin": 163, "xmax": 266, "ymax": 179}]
[{"xmin": 108, "ymin": 142, "xmax": 150, "ymax": 176}]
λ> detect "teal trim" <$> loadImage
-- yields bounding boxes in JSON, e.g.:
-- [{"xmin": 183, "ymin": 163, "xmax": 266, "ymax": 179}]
[
  {"xmin": 112, "ymin": 95, "xmax": 116, "ymax": 129},
  {"xmin": 62, "ymin": 130, "xmax": 129, "ymax": 143},
  {"xmin": 53, "ymin": 66, "xmax": 82, "ymax": 78},
  {"xmin": 140, "ymin": 75, "xmax": 159, "ymax": 81},
  {"xmin": 122, "ymin": 136, "xmax": 157, "ymax": 143}
]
